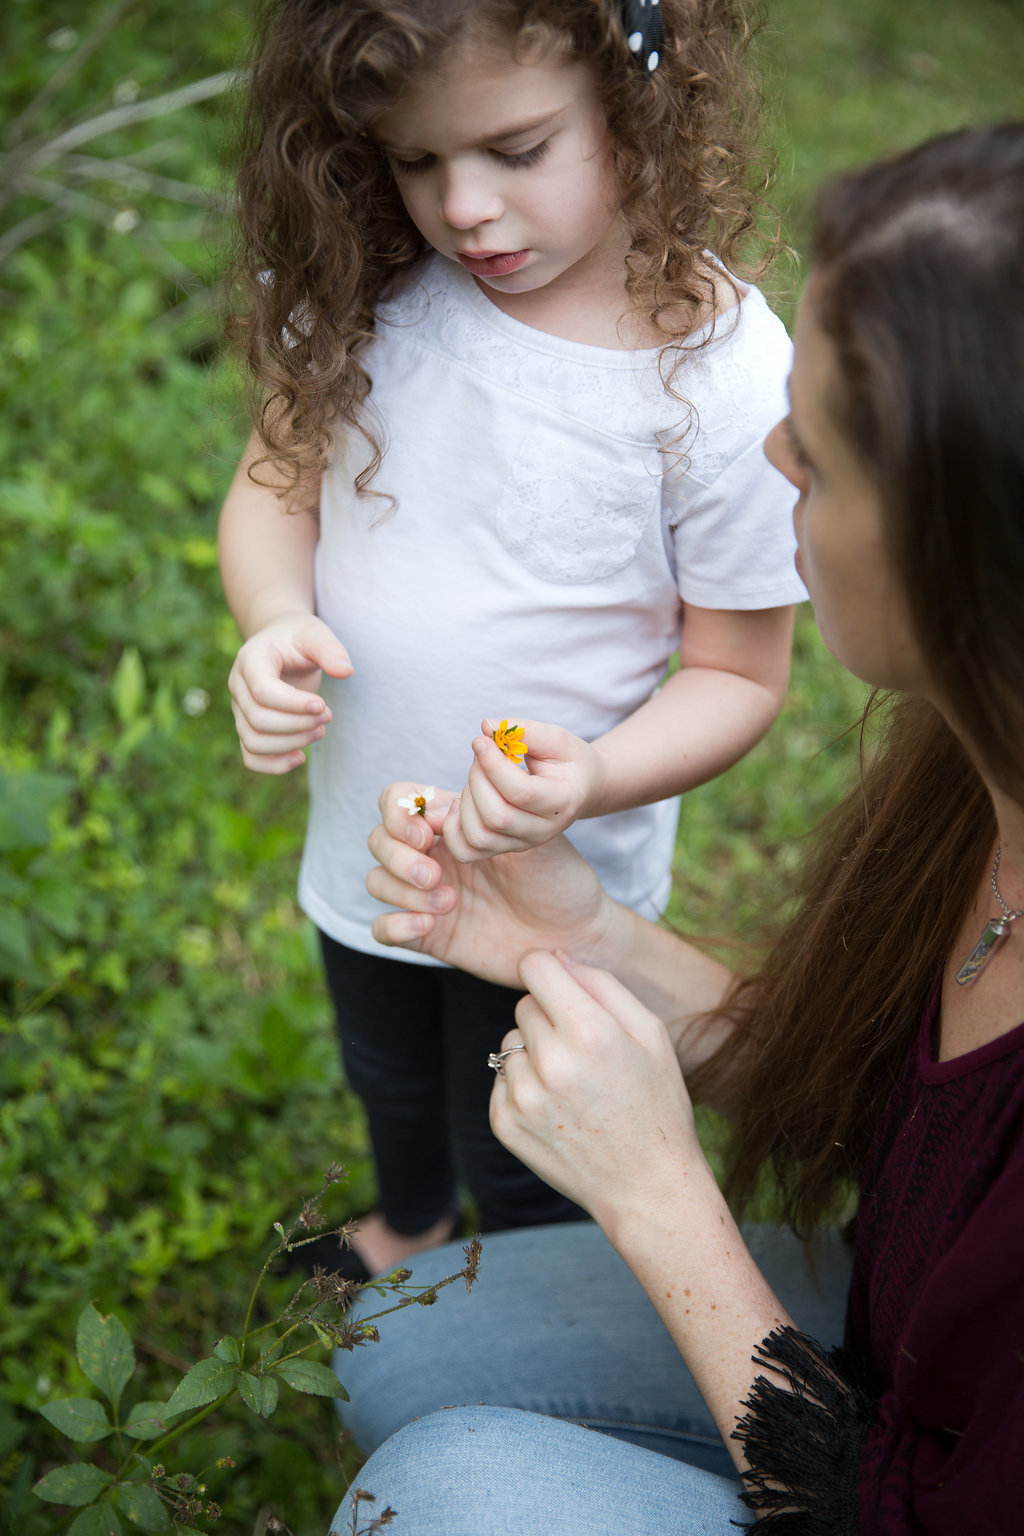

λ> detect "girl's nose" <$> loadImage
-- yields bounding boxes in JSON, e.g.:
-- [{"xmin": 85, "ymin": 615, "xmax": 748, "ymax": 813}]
[{"xmin": 439, "ymin": 161, "xmax": 502, "ymax": 231}]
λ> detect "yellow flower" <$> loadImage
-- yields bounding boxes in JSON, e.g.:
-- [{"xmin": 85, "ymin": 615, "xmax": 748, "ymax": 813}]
[
  {"xmin": 397, "ymin": 787, "xmax": 436, "ymax": 816},
  {"xmin": 491, "ymin": 720, "xmax": 528, "ymax": 764}
]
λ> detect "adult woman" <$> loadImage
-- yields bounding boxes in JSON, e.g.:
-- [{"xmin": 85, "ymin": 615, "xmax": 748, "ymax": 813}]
[{"xmin": 329, "ymin": 124, "xmax": 1024, "ymax": 1534}]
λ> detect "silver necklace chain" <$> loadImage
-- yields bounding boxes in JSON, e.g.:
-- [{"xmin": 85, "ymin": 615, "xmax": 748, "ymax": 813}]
[{"xmin": 990, "ymin": 843, "xmax": 1024, "ymax": 922}]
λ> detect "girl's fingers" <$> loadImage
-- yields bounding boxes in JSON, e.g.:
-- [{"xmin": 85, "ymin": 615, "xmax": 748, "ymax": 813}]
[
  {"xmin": 232, "ymin": 666, "xmax": 328, "ymax": 719},
  {"xmin": 233, "ymin": 710, "xmax": 326, "ymax": 756},
  {"xmin": 439, "ymin": 797, "xmax": 484, "ymax": 864},
  {"xmin": 239, "ymin": 744, "xmax": 307, "ymax": 775},
  {"xmin": 235, "ymin": 694, "xmax": 329, "ymax": 735},
  {"xmin": 457, "ymin": 767, "xmax": 533, "ymax": 852},
  {"xmin": 473, "ymin": 734, "xmax": 544, "ymax": 810}
]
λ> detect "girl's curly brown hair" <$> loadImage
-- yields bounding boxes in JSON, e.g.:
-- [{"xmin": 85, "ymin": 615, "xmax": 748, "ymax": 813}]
[{"xmin": 227, "ymin": 0, "xmax": 777, "ymax": 497}]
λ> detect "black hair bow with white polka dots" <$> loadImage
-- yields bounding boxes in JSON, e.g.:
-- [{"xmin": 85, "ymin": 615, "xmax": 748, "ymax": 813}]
[{"xmin": 618, "ymin": 0, "xmax": 664, "ymax": 73}]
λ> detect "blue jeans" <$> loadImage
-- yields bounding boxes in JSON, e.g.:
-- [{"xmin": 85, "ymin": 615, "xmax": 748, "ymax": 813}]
[{"xmin": 329, "ymin": 1221, "xmax": 852, "ymax": 1534}]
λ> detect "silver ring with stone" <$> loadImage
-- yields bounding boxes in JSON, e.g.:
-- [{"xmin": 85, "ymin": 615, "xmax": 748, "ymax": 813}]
[{"xmin": 487, "ymin": 1044, "xmax": 527, "ymax": 1075}]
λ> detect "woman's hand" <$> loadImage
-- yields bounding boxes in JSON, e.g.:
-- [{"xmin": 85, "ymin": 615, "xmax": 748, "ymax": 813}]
[
  {"xmin": 366, "ymin": 783, "xmax": 622, "ymax": 988},
  {"xmin": 227, "ymin": 614, "xmax": 352, "ymax": 774},
  {"xmin": 489, "ymin": 951, "xmax": 705, "ymax": 1226},
  {"xmin": 441, "ymin": 718, "xmax": 605, "ymax": 863}
]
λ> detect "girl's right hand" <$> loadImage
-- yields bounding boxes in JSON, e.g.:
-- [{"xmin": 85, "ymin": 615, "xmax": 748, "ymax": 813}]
[
  {"xmin": 366, "ymin": 784, "xmax": 623, "ymax": 988},
  {"xmin": 228, "ymin": 614, "xmax": 352, "ymax": 774}
]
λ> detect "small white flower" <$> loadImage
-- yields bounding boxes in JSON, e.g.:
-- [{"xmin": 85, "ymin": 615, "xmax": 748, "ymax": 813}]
[
  {"xmin": 182, "ymin": 687, "xmax": 210, "ymax": 717},
  {"xmin": 111, "ymin": 208, "xmax": 141, "ymax": 235},
  {"xmin": 47, "ymin": 27, "xmax": 78, "ymax": 51},
  {"xmin": 113, "ymin": 78, "xmax": 141, "ymax": 106},
  {"xmin": 397, "ymin": 787, "xmax": 436, "ymax": 816}
]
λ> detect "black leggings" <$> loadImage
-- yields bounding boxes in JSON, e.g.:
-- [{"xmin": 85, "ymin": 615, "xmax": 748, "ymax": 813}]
[{"xmin": 320, "ymin": 934, "xmax": 587, "ymax": 1235}]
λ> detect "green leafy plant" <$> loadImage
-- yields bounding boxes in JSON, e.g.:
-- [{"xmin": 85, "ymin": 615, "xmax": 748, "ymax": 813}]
[
  {"xmin": 5, "ymin": 0, "xmax": 1024, "ymax": 1529},
  {"xmin": 32, "ymin": 1170, "xmax": 482, "ymax": 1534}
]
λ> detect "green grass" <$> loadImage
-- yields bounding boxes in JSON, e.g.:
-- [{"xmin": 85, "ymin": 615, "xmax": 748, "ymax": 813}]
[{"xmin": 2, "ymin": 0, "xmax": 1022, "ymax": 1530}]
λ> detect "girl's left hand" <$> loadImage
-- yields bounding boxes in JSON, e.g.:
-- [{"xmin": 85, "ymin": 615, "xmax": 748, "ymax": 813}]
[
  {"xmin": 442, "ymin": 718, "xmax": 604, "ymax": 864},
  {"xmin": 490, "ymin": 951, "xmax": 703, "ymax": 1226}
]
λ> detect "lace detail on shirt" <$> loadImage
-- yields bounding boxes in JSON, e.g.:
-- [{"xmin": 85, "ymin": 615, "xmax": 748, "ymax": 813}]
[
  {"xmin": 376, "ymin": 256, "xmax": 784, "ymax": 482},
  {"xmin": 496, "ymin": 426, "xmax": 661, "ymax": 583}
]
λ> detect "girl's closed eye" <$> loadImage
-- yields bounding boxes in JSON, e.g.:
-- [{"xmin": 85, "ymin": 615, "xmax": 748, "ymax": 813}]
[
  {"xmin": 388, "ymin": 140, "xmax": 552, "ymax": 177},
  {"xmin": 492, "ymin": 139, "xmax": 551, "ymax": 170}
]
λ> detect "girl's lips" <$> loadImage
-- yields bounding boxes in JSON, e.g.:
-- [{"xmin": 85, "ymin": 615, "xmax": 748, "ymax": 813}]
[{"xmin": 456, "ymin": 249, "xmax": 529, "ymax": 277}]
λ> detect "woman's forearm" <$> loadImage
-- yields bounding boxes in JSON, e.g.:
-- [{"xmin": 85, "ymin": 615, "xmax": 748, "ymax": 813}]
[
  {"xmin": 584, "ymin": 899, "xmax": 738, "ymax": 1086},
  {"xmin": 600, "ymin": 1170, "xmax": 793, "ymax": 1473}
]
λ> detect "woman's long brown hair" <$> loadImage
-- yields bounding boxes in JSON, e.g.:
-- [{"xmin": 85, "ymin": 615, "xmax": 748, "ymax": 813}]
[
  {"xmin": 226, "ymin": 0, "xmax": 776, "ymax": 495},
  {"xmin": 689, "ymin": 123, "xmax": 1024, "ymax": 1232}
]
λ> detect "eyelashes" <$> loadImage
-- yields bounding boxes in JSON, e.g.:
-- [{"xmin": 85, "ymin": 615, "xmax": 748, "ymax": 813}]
[
  {"xmin": 388, "ymin": 139, "xmax": 552, "ymax": 176},
  {"xmin": 783, "ymin": 416, "xmax": 813, "ymax": 472},
  {"xmin": 496, "ymin": 140, "xmax": 552, "ymax": 170}
]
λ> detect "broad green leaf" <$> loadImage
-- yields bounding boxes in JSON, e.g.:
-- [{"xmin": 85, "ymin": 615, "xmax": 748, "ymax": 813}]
[
  {"xmin": 69, "ymin": 1498, "xmax": 123, "ymax": 1535},
  {"xmin": 40, "ymin": 1397, "xmax": 112, "ymax": 1442},
  {"xmin": 212, "ymin": 1335, "xmax": 240, "ymax": 1364},
  {"xmin": 111, "ymin": 646, "xmax": 145, "ymax": 725},
  {"xmin": 162, "ymin": 1357, "xmax": 237, "ymax": 1417},
  {"xmin": 34, "ymin": 1463, "xmax": 112, "ymax": 1506},
  {"xmin": 76, "ymin": 1303, "xmax": 135, "ymax": 1413},
  {"xmin": 237, "ymin": 1370, "xmax": 278, "ymax": 1418},
  {"xmin": 69, "ymin": 1497, "xmax": 123, "ymax": 1535},
  {"xmin": 0, "ymin": 908, "xmax": 37, "ymax": 981},
  {"xmin": 0, "ymin": 770, "xmax": 73, "ymax": 851},
  {"xmin": 116, "ymin": 1483, "xmax": 170, "ymax": 1532},
  {"xmin": 273, "ymin": 1358, "xmax": 348, "ymax": 1400},
  {"xmin": 122, "ymin": 1402, "xmax": 169, "ymax": 1440}
]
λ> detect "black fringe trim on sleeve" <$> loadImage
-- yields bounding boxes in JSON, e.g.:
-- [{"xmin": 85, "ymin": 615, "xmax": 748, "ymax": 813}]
[{"xmin": 731, "ymin": 1326, "xmax": 877, "ymax": 1534}]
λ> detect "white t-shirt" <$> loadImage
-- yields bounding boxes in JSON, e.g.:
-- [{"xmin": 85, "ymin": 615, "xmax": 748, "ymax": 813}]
[{"xmin": 299, "ymin": 253, "xmax": 804, "ymax": 962}]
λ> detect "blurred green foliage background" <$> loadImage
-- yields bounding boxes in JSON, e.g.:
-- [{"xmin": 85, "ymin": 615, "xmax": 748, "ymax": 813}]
[{"xmin": 1, "ymin": 0, "xmax": 1021, "ymax": 1530}]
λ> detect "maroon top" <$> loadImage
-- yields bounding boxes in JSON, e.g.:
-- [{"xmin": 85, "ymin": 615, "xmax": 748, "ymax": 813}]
[{"xmin": 736, "ymin": 999, "xmax": 1024, "ymax": 1533}]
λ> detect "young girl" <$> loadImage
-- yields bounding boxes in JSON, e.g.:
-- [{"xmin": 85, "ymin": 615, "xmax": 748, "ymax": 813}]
[
  {"xmin": 337, "ymin": 122, "xmax": 1024, "ymax": 1534},
  {"xmin": 219, "ymin": 0, "xmax": 804, "ymax": 1277}
]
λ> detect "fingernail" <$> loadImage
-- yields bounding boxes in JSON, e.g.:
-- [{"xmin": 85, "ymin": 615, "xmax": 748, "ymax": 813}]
[
  {"xmin": 310, "ymin": 726, "xmax": 325, "ymax": 742},
  {"xmin": 409, "ymin": 915, "xmax": 431, "ymax": 934},
  {"xmin": 412, "ymin": 863, "xmax": 432, "ymax": 888},
  {"xmin": 406, "ymin": 823, "xmax": 426, "ymax": 849},
  {"xmin": 428, "ymin": 889, "xmax": 451, "ymax": 911}
]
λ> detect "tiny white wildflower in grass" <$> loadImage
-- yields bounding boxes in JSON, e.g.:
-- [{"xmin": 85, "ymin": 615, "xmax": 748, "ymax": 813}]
[{"xmin": 113, "ymin": 78, "xmax": 141, "ymax": 105}]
